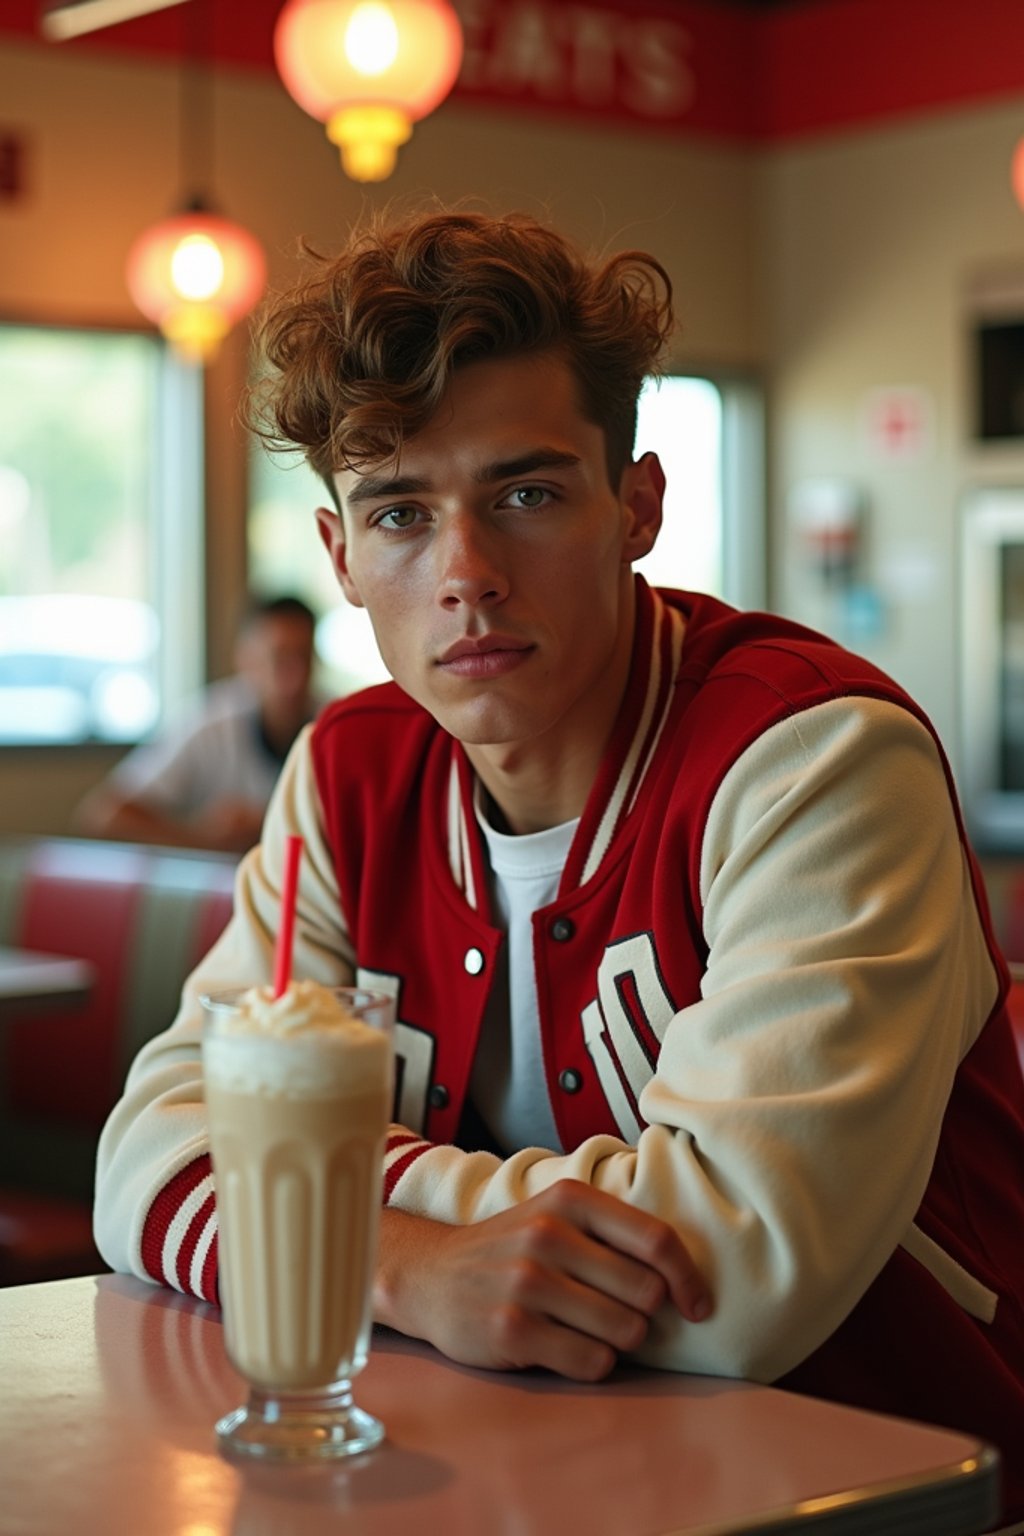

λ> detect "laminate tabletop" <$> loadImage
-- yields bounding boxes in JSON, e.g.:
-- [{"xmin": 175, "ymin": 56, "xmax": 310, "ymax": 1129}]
[
  {"xmin": 0, "ymin": 1272, "xmax": 1000, "ymax": 1536},
  {"xmin": 0, "ymin": 943, "xmax": 94, "ymax": 1012}
]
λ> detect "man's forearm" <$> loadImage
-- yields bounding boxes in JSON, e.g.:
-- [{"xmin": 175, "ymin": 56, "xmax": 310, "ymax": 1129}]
[
  {"xmin": 76, "ymin": 790, "xmax": 202, "ymax": 849},
  {"xmin": 78, "ymin": 790, "xmax": 258, "ymax": 852}
]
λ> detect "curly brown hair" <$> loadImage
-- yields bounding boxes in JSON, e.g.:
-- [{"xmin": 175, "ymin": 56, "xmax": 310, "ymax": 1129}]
[{"xmin": 247, "ymin": 208, "xmax": 675, "ymax": 500}]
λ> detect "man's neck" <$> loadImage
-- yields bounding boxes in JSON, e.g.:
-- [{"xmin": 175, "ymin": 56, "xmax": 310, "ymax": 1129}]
[
  {"xmin": 464, "ymin": 584, "xmax": 638, "ymax": 836},
  {"xmin": 468, "ymin": 739, "xmax": 599, "ymax": 834}
]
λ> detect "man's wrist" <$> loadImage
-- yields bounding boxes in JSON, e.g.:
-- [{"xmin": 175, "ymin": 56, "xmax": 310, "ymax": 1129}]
[{"xmin": 373, "ymin": 1206, "xmax": 447, "ymax": 1338}]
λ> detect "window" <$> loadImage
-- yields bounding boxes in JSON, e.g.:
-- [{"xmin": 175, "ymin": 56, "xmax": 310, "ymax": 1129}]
[
  {"xmin": 634, "ymin": 376, "xmax": 723, "ymax": 597},
  {"xmin": 636, "ymin": 375, "xmax": 766, "ymax": 612},
  {"xmin": 0, "ymin": 324, "xmax": 203, "ymax": 745},
  {"xmin": 247, "ymin": 374, "xmax": 761, "ymax": 691}
]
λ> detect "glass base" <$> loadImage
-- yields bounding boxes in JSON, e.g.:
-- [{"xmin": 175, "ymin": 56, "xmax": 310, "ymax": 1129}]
[{"xmin": 216, "ymin": 1382, "xmax": 385, "ymax": 1462}]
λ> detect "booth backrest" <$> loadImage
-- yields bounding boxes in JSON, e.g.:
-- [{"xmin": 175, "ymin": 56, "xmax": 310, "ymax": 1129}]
[{"xmin": 0, "ymin": 837, "xmax": 236, "ymax": 1204}]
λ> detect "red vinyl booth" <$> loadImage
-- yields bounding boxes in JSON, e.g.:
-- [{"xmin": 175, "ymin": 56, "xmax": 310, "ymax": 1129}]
[{"xmin": 0, "ymin": 837, "xmax": 236, "ymax": 1286}]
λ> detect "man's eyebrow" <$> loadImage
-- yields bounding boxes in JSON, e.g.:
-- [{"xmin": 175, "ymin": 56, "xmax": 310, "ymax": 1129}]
[
  {"xmin": 345, "ymin": 474, "xmax": 432, "ymax": 507},
  {"xmin": 343, "ymin": 449, "xmax": 583, "ymax": 507}
]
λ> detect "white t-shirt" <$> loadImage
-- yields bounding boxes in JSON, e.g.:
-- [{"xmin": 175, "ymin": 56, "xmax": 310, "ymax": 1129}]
[{"xmin": 468, "ymin": 787, "xmax": 578, "ymax": 1153}]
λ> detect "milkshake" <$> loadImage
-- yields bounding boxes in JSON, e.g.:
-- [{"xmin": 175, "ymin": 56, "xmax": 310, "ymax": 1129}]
[{"xmin": 201, "ymin": 981, "xmax": 394, "ymax": 1460}]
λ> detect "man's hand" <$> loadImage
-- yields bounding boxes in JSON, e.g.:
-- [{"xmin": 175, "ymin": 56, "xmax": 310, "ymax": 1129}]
[{"xmin": 375, "ymin": 1181, "xmax": 711, "ymax": 1382}]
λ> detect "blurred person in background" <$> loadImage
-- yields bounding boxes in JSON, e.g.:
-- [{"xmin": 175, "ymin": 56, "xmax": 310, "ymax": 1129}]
[{"xmin": 75, "ymin": 595, "xmax": 319, "ymax": 854}]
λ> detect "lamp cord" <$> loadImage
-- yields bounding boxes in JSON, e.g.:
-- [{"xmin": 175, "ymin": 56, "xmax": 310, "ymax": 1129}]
[{"xmin": 179, "ymin": 0, "xmax": 214, "ymax": 211}]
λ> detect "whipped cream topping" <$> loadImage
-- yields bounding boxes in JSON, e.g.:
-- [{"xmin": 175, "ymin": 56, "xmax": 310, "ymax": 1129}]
[
  {"xmin": 202, "ymin": 980, "xmax": 391, "ymax": 1098},
  {"xmin": 218, "ymin": 980, "xmax": 365, "ymax": 1038}
]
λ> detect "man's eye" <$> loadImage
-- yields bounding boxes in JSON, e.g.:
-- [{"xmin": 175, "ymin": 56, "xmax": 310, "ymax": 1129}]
[
  {"xmin": 377, "ymin": 505, "xmax": 419, "ymax": 530},
  {"xmin": 510, "ymin": 486, "xmax": 548, "ymax": 509}
]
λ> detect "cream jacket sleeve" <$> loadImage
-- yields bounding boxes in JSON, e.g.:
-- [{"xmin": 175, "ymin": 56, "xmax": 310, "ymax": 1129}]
[
  {"xmin": 380, "ymin": 698, "xmax": 999, "ymax": 1382},
  {"xmin": 92, "ymin": 725, "xmax": 354, "ymax": 1282}
]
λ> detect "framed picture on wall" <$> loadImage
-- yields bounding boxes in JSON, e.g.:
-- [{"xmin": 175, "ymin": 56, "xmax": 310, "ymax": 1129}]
[{"xmin": 960, "ymin": 487, "xmax": 1024, "ymax": 850}]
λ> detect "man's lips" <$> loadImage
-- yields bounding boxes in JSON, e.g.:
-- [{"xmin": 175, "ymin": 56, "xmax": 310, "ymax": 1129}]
[{"xmin": 437, "ymin": 636, "xmax": 535, "ymax": 677}]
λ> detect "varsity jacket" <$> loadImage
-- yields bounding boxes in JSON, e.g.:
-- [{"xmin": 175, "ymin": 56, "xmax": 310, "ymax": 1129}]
[{"xmin": 94, "ymin": 580, "xmax": 1024, "ymax": 1511}]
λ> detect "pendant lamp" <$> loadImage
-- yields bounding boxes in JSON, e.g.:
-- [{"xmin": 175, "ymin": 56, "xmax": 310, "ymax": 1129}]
[
  {"xmin": 126, "ymin": 201, "xmax": 267, "ymax": 363},
  {"xmin": 126, "ymin": 5, "xmax": 267, "ymax": 363},
  {"xmin": 274, "ymin": 0, "xmax": 464, "ymax": 182}
]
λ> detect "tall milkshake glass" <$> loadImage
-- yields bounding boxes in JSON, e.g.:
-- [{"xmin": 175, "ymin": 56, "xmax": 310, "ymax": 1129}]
[{"xmin": 201, "ymin": 981, "xmax": 395, "ymax": 1461}]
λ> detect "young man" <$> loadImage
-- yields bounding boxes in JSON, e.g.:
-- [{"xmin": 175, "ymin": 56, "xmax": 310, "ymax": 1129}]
[
  {"xmin": 76, "ymin": 595, "xmax": 319, "ymax": 854},
  {"xmin": 94, "ymin": 210, "xmax": 1024, "ymax": 1513}
]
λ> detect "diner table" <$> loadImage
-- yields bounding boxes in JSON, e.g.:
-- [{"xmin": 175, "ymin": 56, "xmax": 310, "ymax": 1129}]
[
  {"xmin": 0, "ymin": 1272, "xmax": 1001, "ymax": 1536},
  {"xmin": 0, "ymin": 943, "xmax": 94, "ymax": 1013}
]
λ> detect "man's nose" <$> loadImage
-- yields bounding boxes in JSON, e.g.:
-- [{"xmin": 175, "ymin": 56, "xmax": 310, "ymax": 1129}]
[{"xmin": 436, "ymin": 514, "xmax": 509, "ymax": 610}]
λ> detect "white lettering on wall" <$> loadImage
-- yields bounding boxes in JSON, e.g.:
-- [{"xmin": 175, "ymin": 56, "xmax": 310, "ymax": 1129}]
[
  {"xmin": 564, "ymin": 7, "xmax": 618, "ymax": 106},
  {"xmin": 452, "ymin": 0, "xmax": 696, "ymax": 122},
  {"xmin": 488, "ymin": 2, "xmax": 567, "ymax": 99},
  {"xmin": 622, "ymin": 22, "xmax": 695, "ymax": 118}
]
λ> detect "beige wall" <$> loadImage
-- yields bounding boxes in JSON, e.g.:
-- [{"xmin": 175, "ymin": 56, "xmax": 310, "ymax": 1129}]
[
  {"xmin": 0, "ymin": 37, "xmax": 760, "ymax": 835},
  {"xmin": 0, "ymin": 39, "xmax": 762, "ymax": 351},
  {"xmin": 759, "ymin": 100, "xmax": 1024, "ymax": 759}
]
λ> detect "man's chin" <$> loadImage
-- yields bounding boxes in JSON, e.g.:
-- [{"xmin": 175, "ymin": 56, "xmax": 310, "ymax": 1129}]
[{"xmin": 424, "ymin": 697, "xmax": 538, "ymax": 750}]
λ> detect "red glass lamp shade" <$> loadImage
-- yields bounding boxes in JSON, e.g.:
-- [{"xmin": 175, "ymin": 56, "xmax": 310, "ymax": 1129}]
[
  {"xmin": 126, "ymin": 210, "xmax": 267, "ymax": 362},
  {"xmin": 274, "ymin": 0, "xmax": 464, "ymax": 181}
]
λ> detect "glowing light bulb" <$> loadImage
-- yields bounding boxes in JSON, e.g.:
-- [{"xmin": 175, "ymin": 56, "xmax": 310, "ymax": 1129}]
[
  {"xmin": 344, "ymin": 2, "xmax": 399, "ymax": 76},
  {"xmin": 170, "ymin": 235, "xmax": 225, "ymax": 302}
]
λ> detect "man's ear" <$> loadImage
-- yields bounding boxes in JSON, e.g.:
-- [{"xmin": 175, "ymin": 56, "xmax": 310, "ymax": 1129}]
[
  {"xmin": 315, "ymin": 506, "xmax": 364, "ymax": 609},
  {"xmin": 619, "ymin": 451, "xmax": 665, "ymax": 563}
]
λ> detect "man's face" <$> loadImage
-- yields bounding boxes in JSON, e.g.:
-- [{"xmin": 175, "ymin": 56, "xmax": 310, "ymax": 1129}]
[
  {"xmin": 237, "ymin": 614, "xmax": 315, "ymax": 716},
  {"xmin": 317, "ymin": 350, "xmax": 662, "ymax": 758}
]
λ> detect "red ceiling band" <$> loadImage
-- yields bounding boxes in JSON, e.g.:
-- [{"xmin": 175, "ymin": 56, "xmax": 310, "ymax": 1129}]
[{"xmin": 2, "ymin": 0, "xmax": 1024, "ymax": 142}]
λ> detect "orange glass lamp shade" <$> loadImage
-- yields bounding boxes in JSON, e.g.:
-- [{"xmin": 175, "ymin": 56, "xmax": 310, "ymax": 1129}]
[
  {"xmin": 274, "ymin": 0, "xmax": 464, "ymax": 182},
  {"xmin": 126, "ymin": 211, "xmax": 267, "ymax": 362}
]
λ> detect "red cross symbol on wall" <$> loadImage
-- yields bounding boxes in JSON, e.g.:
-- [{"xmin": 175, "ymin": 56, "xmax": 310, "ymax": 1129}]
[{"xmin": 866, "ymin": 389, "xmax": 927, "ymax": 460}]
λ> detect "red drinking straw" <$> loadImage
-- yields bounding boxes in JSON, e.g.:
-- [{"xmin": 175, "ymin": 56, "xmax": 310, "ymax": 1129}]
[{"xmin": 272, "ymin": 834, "xmax": 304, "ymax": 998}]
